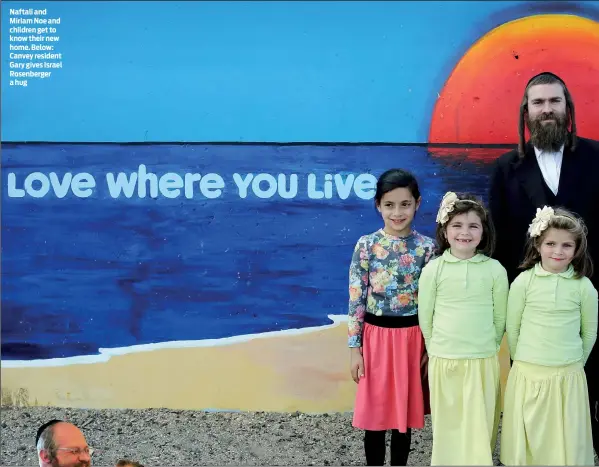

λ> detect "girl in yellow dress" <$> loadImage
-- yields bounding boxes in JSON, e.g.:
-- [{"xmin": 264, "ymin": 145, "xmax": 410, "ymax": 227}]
[
  {"xmin": 418, "ymin": 192, "xmax": 509, "ymax": 465},
  {"xmin": 500, "ymin": 206, "xmax": 598, "ymax": 466}
]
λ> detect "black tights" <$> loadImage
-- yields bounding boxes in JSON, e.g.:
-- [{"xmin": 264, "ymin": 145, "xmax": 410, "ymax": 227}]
[{"xmin": 364, "ymin": 429, "xmax": 412, "ymax": 466}]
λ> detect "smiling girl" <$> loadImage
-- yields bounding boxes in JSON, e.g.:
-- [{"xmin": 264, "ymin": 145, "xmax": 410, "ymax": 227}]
[
  {"xmin": 348, "ymin": 168, "xmax": 435, "ymax": 466},
  {"xmin": 500, "ymin": 206, "xmax": 598, "ymax": 466},
  {"xmin": 418, "ymin": 192, "xmax": 509, "ymax": 465}
]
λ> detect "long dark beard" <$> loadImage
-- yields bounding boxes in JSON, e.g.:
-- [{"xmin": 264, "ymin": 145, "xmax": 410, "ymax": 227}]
[{"xmin": 527, "ymin": 111, "xmax": 569, "ymax": 151}]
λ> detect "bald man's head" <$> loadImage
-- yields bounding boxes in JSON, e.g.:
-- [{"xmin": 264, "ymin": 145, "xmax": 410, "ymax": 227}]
[{"xmin": 37, "ymin": 421, "xmax": 91, "ymax": 467}]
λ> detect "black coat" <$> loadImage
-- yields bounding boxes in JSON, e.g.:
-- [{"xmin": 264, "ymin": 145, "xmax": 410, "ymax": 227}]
[{"xmin": 488, "ymin": 135, "xmax": 599, "ymax": 398}]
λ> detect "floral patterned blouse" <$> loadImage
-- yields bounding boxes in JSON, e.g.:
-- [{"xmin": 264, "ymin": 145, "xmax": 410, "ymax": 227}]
[{"xmin": 348, "ymin": 229, "xmax": 436, "ymax": 347}]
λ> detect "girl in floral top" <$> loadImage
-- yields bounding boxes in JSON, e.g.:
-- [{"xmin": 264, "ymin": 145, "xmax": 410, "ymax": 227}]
[{"xmin": 348, "ymin": 168, "xmax": 435, "ymax": 466}]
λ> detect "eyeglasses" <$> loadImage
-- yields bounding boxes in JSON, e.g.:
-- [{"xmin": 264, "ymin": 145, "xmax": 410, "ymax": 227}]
[{"xmin": 55, "ymin": 447, "xmax": 94, "ymax": 456}]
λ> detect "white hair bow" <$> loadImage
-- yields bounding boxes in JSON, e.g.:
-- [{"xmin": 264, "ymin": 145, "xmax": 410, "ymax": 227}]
[
  {"xmin": 528, "ymin": 206, "xmax": 554, "ymax": 237},
  {"xmin": 436, "ymin": 192, "xmax": 459, "ymax": 225}
]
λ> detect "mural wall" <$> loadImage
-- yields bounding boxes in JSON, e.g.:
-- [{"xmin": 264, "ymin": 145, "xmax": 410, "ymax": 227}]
[{"xmin": 2, "ymin": 0, "xmax": 599, "ymax": 412}]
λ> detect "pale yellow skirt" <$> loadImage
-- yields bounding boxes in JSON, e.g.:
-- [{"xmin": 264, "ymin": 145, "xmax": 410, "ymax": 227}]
[
  {"xmin": 500, "ymin": 360, "xmax": 594, "ymax": 466},
  {"xmin": 428, "ymin": 354, "xmax": 501, "ymax": 466}
]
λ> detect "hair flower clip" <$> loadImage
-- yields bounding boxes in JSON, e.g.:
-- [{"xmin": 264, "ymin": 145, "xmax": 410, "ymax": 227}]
[
  {"xmin": 528, "ymin": 206, "xmax": 554, "ymax": 237},
  {"xmin": 436, "ymin": 192, "xmax": 459, "ymax": 225}
]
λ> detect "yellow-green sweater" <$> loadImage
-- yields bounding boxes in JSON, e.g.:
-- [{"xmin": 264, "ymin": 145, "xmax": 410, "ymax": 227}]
[
  {"xmin": 506, "ymin": 263, "xmax": 598, "ymax": 366},
  {"xmin": 418, "ymin": 250, "xmax": 509, "ymax": 359}
]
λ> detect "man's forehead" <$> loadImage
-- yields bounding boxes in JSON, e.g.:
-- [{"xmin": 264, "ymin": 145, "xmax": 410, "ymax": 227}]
[
  {"xmin": 53, "ymin": 423, "xmax": 87, "ymax": 446},
  {"xmin": 527, "ymin": 82, "xmax": 565, "ymax": 100}
]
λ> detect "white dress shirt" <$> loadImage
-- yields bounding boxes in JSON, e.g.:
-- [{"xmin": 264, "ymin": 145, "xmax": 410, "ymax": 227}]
[{"xmin": 534, "ymin": 145, "xmax": 564, "ymax": 195}]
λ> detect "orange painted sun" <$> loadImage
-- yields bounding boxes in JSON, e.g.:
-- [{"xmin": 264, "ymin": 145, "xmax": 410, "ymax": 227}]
[{"xmin": 429, "ymin": 14, "xmax": 599, "ymax": 146}]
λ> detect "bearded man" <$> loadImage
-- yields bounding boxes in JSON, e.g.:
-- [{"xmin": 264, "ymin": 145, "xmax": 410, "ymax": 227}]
[{"xmin": 489, "ymin": 71, "xmax": 599, "ymax": 455}]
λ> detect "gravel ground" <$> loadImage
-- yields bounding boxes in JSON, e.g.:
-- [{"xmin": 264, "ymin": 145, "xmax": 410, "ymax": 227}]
[
  {"xmin": 2, "ymin": 406, "xmax": 596, "ymax": 466},
  {"xmin": 0, "ymin": 407, "xmax": 448, "ymax": 466}
]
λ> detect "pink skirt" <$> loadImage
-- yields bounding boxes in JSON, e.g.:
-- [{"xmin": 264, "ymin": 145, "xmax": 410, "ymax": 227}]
[{"xmin": 352, "ymin": 321, "xmax": 429, "ymax": 432}]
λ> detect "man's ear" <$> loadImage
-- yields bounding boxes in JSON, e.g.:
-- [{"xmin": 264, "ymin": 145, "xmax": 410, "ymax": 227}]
[{"xmin": 39, "ymin": 449, "xmax": 52, "ymax": 464}]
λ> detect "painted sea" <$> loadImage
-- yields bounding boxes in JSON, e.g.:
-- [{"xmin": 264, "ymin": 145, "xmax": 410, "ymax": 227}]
[{"xmin": 1, "ymin": 144, "xmax": 509, "ymax": 361}]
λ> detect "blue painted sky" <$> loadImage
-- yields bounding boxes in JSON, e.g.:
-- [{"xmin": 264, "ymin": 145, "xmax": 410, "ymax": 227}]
[{"xmin": 2, "ymin": 1, "xmax": 599, "ymax": 142}]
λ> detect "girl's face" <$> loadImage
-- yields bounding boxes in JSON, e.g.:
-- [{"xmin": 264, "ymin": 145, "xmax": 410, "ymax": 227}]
[
  {"xmin": 538, "ymin": 227, "xmax": 576, "ymax": 274},
  {"xmin": 377, "ymin": 187, "xmax": 420, "ymax": 237},
  {"xmin": 445, "ymin": 210, "xmax": 483, "ymax": 259}
]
